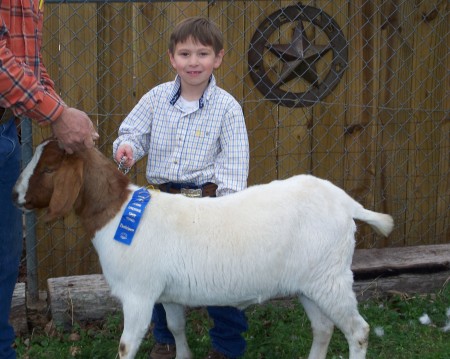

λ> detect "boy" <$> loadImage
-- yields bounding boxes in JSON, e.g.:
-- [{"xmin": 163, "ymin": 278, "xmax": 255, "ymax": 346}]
[{"xmin": 113, "ymin": 17, "xmax": 249, "ymax": 359}]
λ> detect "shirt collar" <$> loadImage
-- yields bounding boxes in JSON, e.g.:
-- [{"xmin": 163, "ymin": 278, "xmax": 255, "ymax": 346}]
[{"xmin": 169, "ymin": 75, "xmax": 216, "ymax": 109}]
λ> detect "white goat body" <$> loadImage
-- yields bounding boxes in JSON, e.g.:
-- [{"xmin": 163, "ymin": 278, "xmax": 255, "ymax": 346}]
[{"xmin": 13, "ymin": 140, "xmax": 394, "ymax": 359}]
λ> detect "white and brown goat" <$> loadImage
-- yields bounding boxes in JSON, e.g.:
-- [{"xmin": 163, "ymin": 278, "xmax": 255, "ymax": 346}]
[{"xmin": 13, "ymin": 139, "xmax": 394, "ymax": 359}]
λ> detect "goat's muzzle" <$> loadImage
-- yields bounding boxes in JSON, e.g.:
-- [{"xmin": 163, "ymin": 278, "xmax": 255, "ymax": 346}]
[
  {"xmin": 12, "ymin": 189, "xmax": 25, "ymax": 210},
  {"xmin": 11, "ymin": 185, "xmax": 32, "ymax": 212}
]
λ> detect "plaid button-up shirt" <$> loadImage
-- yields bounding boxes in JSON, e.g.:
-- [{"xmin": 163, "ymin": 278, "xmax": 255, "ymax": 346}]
[
  {"xmin": 113, "ymin": 75, "xmax": 249, "ymax": 197},
  {"xmin": 0, "ymin": 0, "xmax": 64, "ymax": 123}
]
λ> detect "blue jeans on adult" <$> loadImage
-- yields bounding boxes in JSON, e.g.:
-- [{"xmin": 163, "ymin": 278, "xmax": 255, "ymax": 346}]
[
  {"xmin": 152, "ymin": 303, "xmax": 248, "ymax": 358},
  {"xmin": 0, "ymin": 118, "xmax": 23, "ymax": 359}
]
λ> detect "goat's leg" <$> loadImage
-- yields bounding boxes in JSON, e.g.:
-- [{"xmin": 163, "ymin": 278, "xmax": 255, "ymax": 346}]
[
  {"xmin": 306, "ymin": 276, "xmax": 369, "ymax": 359},
  {"xmin": 163, "ymin": 303, "xmax": 192, "ymax": 359},
  {"xmin": 299, "ymin": 295, "xmax": 334, "ymax": 359},
  {"xmin": 118, "ymin": 298, "xmax": 154, "ymax": 359},
  {"xmin": 337, "ymin": 310, "xmax": 369, "ymax": 359}
]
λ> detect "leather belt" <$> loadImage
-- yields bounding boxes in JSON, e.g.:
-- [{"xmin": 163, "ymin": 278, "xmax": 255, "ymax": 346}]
[
  {"xmin": 156, "ymin": 182, "xmax": 217, "ymax": 198},
  {"xmin": 0, "ymin": 107, "xmax": 15, "ymax": 125}
]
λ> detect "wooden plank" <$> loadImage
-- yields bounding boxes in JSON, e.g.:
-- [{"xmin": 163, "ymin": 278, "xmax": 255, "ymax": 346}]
[
  {"xmin": 97, "ymin": 2, "xmax": 134, "ymax": 159},
  {"xmin": 373, "ymin": 0, "xmax": 401, "ymax": 248},
  {"xmin": 374, "ymin": 0, "xmax": 416, "ymax": 248},
  {"xmin": 276, "ymin": 0, "xmax": 314, "ymax": 179},
  {"xmin": 133, "ymin": 2, "xmax": 172, "ymax": 100},
  {"xmin": 35, "ymin": 213, "xmax": 68, "ymax": 286},
  {"xmin": 436, "ymin": 5, "xmax": 450, "ymax": 244},
  {"xmin": 55, "ymin": 3, "xmax": 99, "ymax": 280},
  {"xmin": 311, "ymin": 0, "xmax": 348, "ymax": 187},
  {"xmin": 210, "ymin": 1, "xmax": 245, "ymax": 102},
  {"xmin": 244, "ymin": 1, "xmax": 280, "ymax": 185},
  {"xmin": 352, "ymin": 244, "xmax": 450, "ymax": 274},
  {"xmin": 367, "ymin": 0, "xmax": 390, "ymax": 241},
  {"xmin": 344, "ymin": 1, "xmax": 382, "ymax": 247},
  {"xmin": 129, "ymin": 2, "xmax": 169, "ymax": 186},
  {"xmin": 59, "ymin": 3, "xmax": 98, "ymax": 114},
  {"xmin": 425, "ymin": 1, "xmax": 449, "ymax": 244},
  {"xmin": 405, "ymin": 0, "xmax": 444, "ymax": 246}
]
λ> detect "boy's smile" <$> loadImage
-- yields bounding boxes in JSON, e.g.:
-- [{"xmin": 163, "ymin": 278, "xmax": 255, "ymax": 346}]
[{"xmin": 169, "ymin": 36, "xmax": 224, "ymax": 100}]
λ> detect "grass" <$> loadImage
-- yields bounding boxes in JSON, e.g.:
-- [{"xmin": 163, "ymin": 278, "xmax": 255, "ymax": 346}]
[{"xmin": 16, "ymin": 285, "xmax": 449, "ymax": 359}]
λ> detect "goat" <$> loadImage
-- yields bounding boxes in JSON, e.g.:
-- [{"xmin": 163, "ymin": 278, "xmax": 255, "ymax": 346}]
[{"xmin": 13, "ymin": 139, "xmax": 394, "ymax": 359}]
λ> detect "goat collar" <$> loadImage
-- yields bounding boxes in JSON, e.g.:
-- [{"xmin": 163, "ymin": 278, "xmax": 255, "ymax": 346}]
[{"xmin": 114, "ymin": 187, "xmax": 151, "ymax": 245}]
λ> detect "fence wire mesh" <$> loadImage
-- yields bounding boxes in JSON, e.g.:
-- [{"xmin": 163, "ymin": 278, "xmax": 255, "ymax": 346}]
[{"xmin": 22, "ymin": 0, "xmax": 448, "ymax": 289}]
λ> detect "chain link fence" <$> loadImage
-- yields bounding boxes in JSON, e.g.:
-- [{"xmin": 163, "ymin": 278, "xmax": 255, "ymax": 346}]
[{"xmin": 22, "ymin": 0, "xmax": 449, "ymax": 292}]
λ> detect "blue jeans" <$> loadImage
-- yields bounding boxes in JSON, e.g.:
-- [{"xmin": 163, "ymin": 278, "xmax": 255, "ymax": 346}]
[
  {"xmin": 0, "ymin": 119, "xmax": 23, "ymax": 359},
  {"xmin": 152, "ymin": 303, "xmax": 248, "ymax": 358}
]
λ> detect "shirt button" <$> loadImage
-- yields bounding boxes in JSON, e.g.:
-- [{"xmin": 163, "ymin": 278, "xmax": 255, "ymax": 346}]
[{"xmin": 174, "ymin": 160, "xmax": 178, "ymax": 164}]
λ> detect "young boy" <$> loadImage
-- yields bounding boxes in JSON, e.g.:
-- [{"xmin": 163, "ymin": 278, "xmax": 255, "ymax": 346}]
[{"xmin": 113, "ymin": 17, "xmax": 249, "ymax": 359}]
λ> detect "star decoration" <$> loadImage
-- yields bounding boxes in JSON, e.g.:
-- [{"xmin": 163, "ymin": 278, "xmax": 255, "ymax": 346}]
[{"xmin": 266, "ymin": 20, "xmax": 331, "ymax": 88}]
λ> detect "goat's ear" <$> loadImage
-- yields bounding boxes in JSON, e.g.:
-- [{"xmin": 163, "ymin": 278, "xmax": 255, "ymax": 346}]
[{"xmin": 44, "ymin": 155, "xmax": 84, "ymax": 222}]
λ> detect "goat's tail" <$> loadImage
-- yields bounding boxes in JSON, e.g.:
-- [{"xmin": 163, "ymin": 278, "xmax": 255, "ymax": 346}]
[{"xmin": 353, "ymin": 206, "xmax": 394, "ymax": 237}]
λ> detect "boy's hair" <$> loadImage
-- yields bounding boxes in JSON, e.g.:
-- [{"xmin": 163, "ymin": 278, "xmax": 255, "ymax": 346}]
[{"xmin": 168, "ymin": 17, "xmax": 224, "ymax": 55}]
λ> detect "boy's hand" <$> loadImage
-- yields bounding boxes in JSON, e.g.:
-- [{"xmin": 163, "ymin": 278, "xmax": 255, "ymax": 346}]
[{"xmin": 115, "ymin": 144, "xmax": 135, "ymax": 167}]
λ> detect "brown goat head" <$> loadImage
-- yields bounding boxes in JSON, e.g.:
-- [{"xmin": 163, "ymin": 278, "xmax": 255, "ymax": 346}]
[{"xmin": 18, "ymin": 140, "xmax": 84, "ymax": 222}]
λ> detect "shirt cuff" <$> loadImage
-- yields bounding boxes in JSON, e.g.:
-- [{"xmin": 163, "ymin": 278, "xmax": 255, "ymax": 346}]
[{"xmin": 22, "ymin": 91, "xmax": 65, "ymax": 124}]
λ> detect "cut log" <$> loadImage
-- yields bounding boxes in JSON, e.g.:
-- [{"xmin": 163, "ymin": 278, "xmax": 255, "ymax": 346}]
[
  {"xmin": 10, "ymin": 282, "xmax": 27, "ymax": 335},
  {"xmin": 351, "ymin": 244, "xmax": 450, "ymax": 300},
  {"xmin": 47, "ymin": 274, "xmax": 121, "ymax": 329},
  {"xmin": 354, "ymin": 271, "xmax": 450, "ymax": 301}
]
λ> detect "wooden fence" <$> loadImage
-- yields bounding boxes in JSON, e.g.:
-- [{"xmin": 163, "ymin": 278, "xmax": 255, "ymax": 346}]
[{"xmin": 30, "ymin": 0, "xmax": 449, "ymax": 287}]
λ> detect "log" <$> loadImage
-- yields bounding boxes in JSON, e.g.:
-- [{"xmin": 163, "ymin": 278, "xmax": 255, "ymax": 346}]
[
  {"xmin": 354, "ymin": 271, "xmax": 450, "ymax": 301},
  {"xmin": 10, "ymin": 282, "xmax": 27, "ymax": 336},
  {"xmin": 47, "ymin": 244, "xmax": 450, "ymax": 327},
  {"xmin": 352, "ymin": 244, "xmax": 450, "ymax": 278},
  {"xmin": 351, "ymin": 244, "xmax": 450, "ymax": 300},
  {"xmin": 47, "ymin": 274, "xmax": 121, "ymax": 329}
]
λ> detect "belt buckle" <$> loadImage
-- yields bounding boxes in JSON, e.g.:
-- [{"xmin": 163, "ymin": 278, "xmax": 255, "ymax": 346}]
[
  {"xmin": 146, "ymin": 184, "xmax": 160, "ymax": 192},
  {"xmin": 180, "ymin": 188, "xmax": 202, "ymax": 198}
]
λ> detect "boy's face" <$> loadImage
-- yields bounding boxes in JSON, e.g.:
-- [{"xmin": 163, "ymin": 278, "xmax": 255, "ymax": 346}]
[{"xmin": 169, "ymin": 36, "xmax": 224, "ymax": 94}]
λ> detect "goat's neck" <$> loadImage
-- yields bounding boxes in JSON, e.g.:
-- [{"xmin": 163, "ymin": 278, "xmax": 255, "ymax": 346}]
[{"xmin": 74, "ymin": 150, "xmax": 131, "ymax": 238}]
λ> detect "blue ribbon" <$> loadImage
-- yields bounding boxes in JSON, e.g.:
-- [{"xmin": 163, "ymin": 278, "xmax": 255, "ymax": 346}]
[{"xmin": 114, "ymin": 188, "xmax": 151, "ymax": 245}]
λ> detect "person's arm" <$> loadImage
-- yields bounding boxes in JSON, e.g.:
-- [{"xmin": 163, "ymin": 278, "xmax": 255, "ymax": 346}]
[
  {"xmin": 0, "ymin": 39, "xmax": 64, "ymax": 123},
  {"xmin": 113, "ymin": 92, "xmax": 154, "ymax": 165},
  {"xmin": 214, "ymin": 102, "xmax": 250, "ymax": 197}
]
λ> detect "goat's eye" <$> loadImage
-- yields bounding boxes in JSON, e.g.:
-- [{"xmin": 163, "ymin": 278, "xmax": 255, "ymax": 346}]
[{"xmin": 42, "ymin": 167, "xmax": 54, "ymax": 174}]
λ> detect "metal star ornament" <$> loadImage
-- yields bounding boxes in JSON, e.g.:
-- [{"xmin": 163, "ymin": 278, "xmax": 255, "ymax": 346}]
[
  {"xmin": 248, "ymin": 4, "xmax": 348, "ymax": 107},
  {"xmin": 267, "ymin": 20, "xmax": 331, "ymax": 88}
]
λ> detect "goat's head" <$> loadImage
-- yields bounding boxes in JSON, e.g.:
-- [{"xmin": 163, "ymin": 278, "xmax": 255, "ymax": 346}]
[{"xmin": 13, "ymin": 139, "xmax": 84, "ymax": 222}]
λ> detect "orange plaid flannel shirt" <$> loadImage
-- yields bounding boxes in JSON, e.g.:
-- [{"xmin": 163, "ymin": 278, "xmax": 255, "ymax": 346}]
[{"xmin": 0, "ymin": 0, "xmax": 64, "ymax": 123}]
